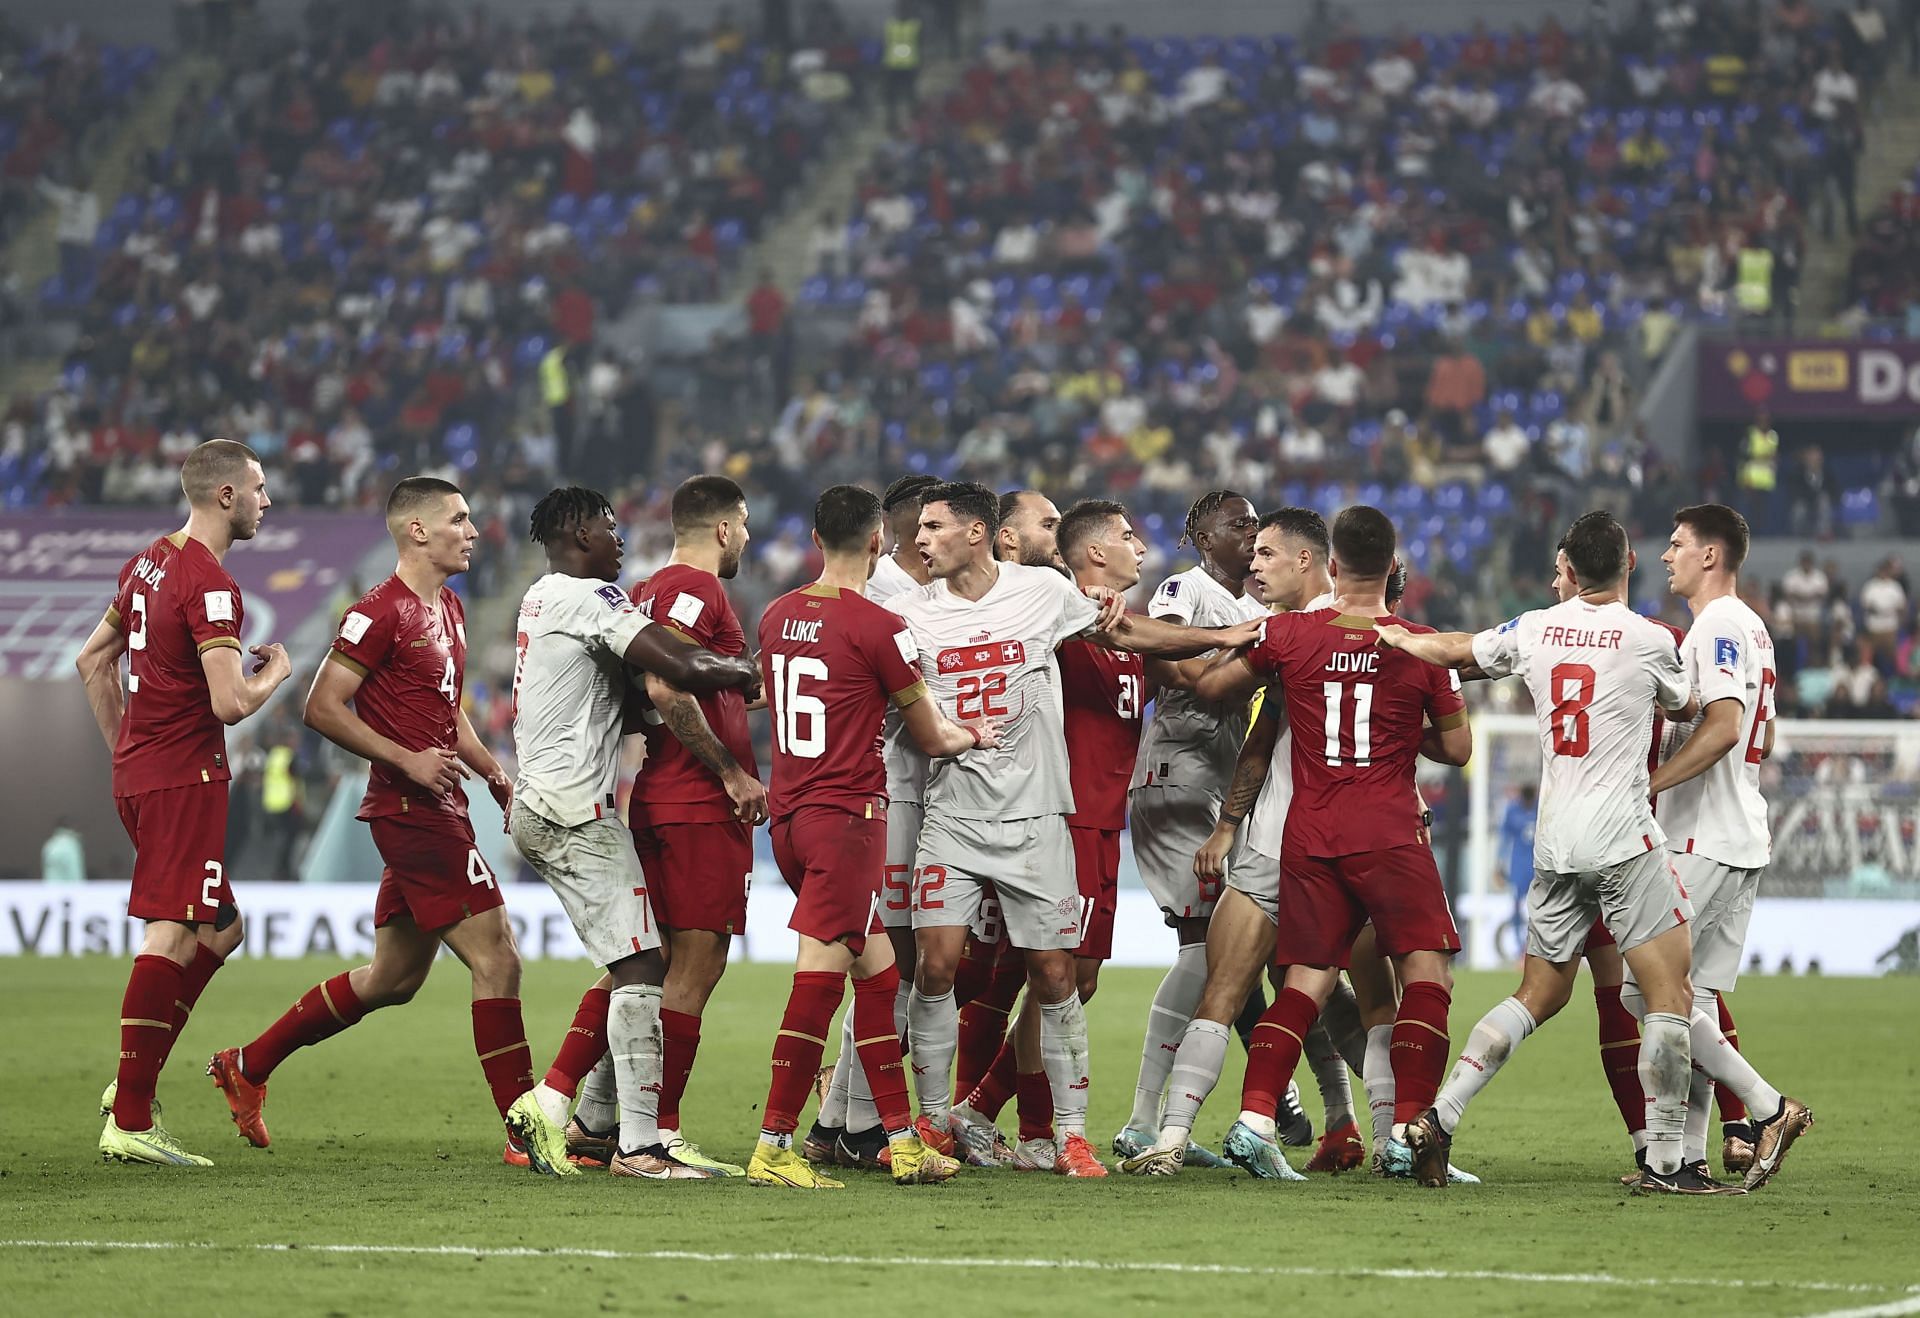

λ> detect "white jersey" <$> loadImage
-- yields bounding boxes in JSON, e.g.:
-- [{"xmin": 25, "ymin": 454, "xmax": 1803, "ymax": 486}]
[
  {"xmin": 511, "ymin": 572, "xmax": 652, "ymax": 827},
  {"xmin": 894, "ymin": 561, "xmax": 1101, "ymax": 821},
  {"xmin": 870, "ymin": 553, "xmax": 930, "ymax": 805},
  {"xmin": 1131, "ymin": 566, "xmax": 1269, "ymax": 792},
  {"xmin": 1243, "ymin": 592, "xmax": 1334, "ymax": 859},
  {"xmin": 1472, "ymin": 598, "xmax": 1690, "ymax": 874},
  {"xmin": 1656, "ymin": 594, "xmax": 1775, "ymax": 868}
]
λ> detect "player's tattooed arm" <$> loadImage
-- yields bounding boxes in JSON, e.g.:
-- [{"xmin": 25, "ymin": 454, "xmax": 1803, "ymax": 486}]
[
  {"xmin": 623, "ymin": 627, "xmax": 758, "ymax": 693},
  {"xmin": 643, "ymin": 673, "xmax": 769, "ymax": 824},
  {"xmin": 75, "ymin": 615, "xmax": 128, "ymax": 751},
  {"xmin": 1195, "ymin": 694, "xmax": 1281, "ymax": 880},
  {"xmin": 1374, "ymin": 625, "xmax": 1476, "ymax": 669}
]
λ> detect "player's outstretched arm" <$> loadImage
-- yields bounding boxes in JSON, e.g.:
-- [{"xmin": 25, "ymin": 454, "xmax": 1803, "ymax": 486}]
[
  {"xmin": 1190, "ymin": 646, "xmax": 1264, "ymax": 703},
  {"xmin": 455, "ymin": 708, "xmax": 513, "ymax": 817},
  {"xmin": 1647, "ymin": 697, "xmax": 1743, "ymax": 797},
  {"xmin": 623, "ymin": 627, "xmax": 757, "ymax": 694},
  {"xmin": 1145, "ymin": 655, "xmax": 1208, "ymax": 692},
  {"xmin": 74, "ymin": 615, "xmax": 128, "ymax": 751},
  {"xmin": 1375, "ymin": 625, "xmax": 1476, "ymax": 669},
  {"xmin": 202, "ymin": 640, "xmax": 292, "ymax": 725},
  {"xmin": 901, "ymin": 695, "xmax": 1001, "ymax": 758},
  {"xmin": 304, "ymin": 657, "xmax": 466, "ymax": 795},
  {"xmin": 1093, "ymin": 612, "xmax": 1264, "ymax": 659},
  {"xmin": 642, "ymin": 672, "xmax": 768, "ymax": 825}
]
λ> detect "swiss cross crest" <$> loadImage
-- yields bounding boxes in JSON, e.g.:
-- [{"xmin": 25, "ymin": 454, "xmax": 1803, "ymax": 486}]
[{"xmin": 1001, "ymin": 643, "xmax": 1021, "ymax": 663}]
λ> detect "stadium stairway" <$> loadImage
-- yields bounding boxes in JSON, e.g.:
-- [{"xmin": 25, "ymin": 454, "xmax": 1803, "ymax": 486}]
[
  {"xmin": 1802, "ymin": 69, "xmax": 1920, "ymax": 319},
  {"xmin": 721, "ymin": 53, "xmax": 965, "ymax": 305},
  {"xmin": 0, "ymin": 51, "xmax": 222, "ymax": 404}
]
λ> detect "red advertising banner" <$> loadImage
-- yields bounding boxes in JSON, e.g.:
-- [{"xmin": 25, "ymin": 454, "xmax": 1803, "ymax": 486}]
[{"xmin": 1698, "ymin": 339, "xmax": 1920, "ymax": 418}]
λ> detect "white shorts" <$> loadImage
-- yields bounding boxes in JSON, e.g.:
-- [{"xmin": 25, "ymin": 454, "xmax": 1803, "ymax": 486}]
[
  {"xmin": 1224, "ymin": 832, "xmax": 1279, "ymax": 925},
  {"xmin": 1528, "ymin": 846, "xmax": 1691, "ymax": 963},
  {"xmin": 1673, "ymin": 852, "xmax": 1762, "ymax": 992},
  {"xmin": 912, "ymin": 811, "xmax": 1080, "ymax": 951},
  {"xmin": 1130, "ymin": 785, "xmax": 1222, "ymax": 923},
  {"xmin": 510, "ymin": 807, "xmax": 662, "ymax": 967},
  {"xmin": 878, "ymin": 799, "xmax": 924, "ymax": 931}
]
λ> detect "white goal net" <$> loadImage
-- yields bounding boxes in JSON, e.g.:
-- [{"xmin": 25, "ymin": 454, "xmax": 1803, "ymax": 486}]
[{"xmin": 1460, "ymin": 714, "xmax": 1920, "ymax": 977}]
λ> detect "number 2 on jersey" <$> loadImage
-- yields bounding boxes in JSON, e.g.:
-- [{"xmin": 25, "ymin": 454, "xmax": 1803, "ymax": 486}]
[
  {"xmin": 770, "ymin": 653, "xmax": 829, "ymax": 759},
  {"xmin": 1744, "ymin": 668, "xmax": 1776, "ymax": 765},
  {"xmin": 955, "ymin": 671, "xmax": 1009, "ymax": 721}
]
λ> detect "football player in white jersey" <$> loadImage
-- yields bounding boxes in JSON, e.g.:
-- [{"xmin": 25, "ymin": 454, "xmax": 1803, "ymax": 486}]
[
  {"xmin": 509, "ymin": 487, "xmax": 759, "ymax": 1180},
  {"xmin": 1376, "ymin": 511, "xmax": 1728, "ymax": 1193},
  {"xmin": 895, "ymin": 481, "xmax": 1263, "ymax": 1176},
  {"xmin": 809, "ymin": 474, "xmax": 939, "ymax": 1167},
  {"xmin": 1642, "ymin": 503, "xmax": 1812, "ymax": 1190},
  {"xmin": 1115, "ymin": 491, "xmax": 1273, "ymax": 1160}
]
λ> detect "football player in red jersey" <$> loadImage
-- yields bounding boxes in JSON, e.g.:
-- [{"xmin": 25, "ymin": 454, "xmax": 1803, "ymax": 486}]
[
  {"xmin": 745, "ymin": 485, "xmax": 999, "ymax": 1188},
  {"xmin": 1187, "ymin": 505, "xmax": 1474, "ymax": 1186},
  {"xmin": 204, "ymin": 478, "xmax": 579, "ymax": 1171},
  {"xmin": 627, "ymin": 474, "xmax": 769, "ymax": 1177},
  {"xmin": 76, "ymin": 439, "xmax": 294, "ymax": 1166}
]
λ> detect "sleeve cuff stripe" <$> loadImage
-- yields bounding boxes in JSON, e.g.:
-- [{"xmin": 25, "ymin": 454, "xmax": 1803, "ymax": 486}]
[
  {"xmin": 326, "ymin": 651, "xmax": 370, "ymax": 677},
  {"xmin": 890, "ymin": 680, "xmax": 928, "ymax": 708},
  {"xmin": 1431, "ymin": 711, "xmax": 1469, "ymax": 731},
  {"xmin": 196, "ymin": 637, "xmax": 242, "ymax": 653}
]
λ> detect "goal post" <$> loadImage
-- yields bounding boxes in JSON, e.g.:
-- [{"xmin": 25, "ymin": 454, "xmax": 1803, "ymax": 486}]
[{"xmin": 1461, "ymin": 714, "xmax": 1920, "ymax": 975}]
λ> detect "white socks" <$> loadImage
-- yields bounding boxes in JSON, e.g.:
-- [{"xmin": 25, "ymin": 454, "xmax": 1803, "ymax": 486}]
[
  {"xmin": 1638, "ymin": 1011, "xmax": 1692, "ymax": 1176},
  {"xmin": 1363, "ymin": 1023, "xmax": 1396, "ymax": 1151},
  {"xmin": 1318, "ymin": 978, "xmax": 1370, "ymax": 1075},
  {"xmin": 907, "ymin": 987, "xmax": 957, "ymax": 1124},
  {"xmin": 1433, "ymin": 996, "xmax": 1537, "ymax": 1135},
  {"xmin": 818, "ymin": 1012, "xmax": 855, "ymax": 1129},
  {"xmin": 830, "ymin": 978, "xmax": 909, "ymax": 1133},
  {"xmin": 1304, "ymin": 1020, "xmax": 1355, "ymax": 1130},
  {"xmin": 609, "ymin": 983, "xmax": 665, "ymax": 1154},
  {"xmin": 1687, "ymin": 991, "xmax": 1782, "ymax": 1124},
  {"xmin": 1684, "ymin": 1067, "xmax": 1715, "ymax": 1166},
  {"xmin": 575, "ymin": 1053, "xmax": 617, "ymax": 1133},
  {"xmin": 1154, "ymin": 1018, "xmax": 1232, "ymax": 1150},
  {"xmin": 1038, "ymin": 993, "xmax": 1092, "ymax": 1138},
  {"xmin": 1127, "ymin": 942, "xmax": 1208, "ymax": 1131}
]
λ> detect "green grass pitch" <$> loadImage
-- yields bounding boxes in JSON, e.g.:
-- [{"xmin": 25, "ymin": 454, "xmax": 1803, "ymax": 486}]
[{"xmin": 1, "ymin": 956, "xmax": 1914, "ymax": 1317}]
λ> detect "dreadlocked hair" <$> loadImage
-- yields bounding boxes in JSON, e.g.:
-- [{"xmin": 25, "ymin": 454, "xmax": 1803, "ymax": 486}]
[
  {"xmin": 1179, "ymin": 489, "xmax": 1244, "ymax": 549},
  {"xmin": 529, "ymin": 486, "xmax": 613, "ymax": 545}
]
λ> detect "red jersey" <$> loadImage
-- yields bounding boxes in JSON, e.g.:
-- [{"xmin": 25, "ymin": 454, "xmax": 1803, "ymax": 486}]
[
  {"xmin": 1247, "ymin": 608, "xmax": 1467, "ymax": 858},
  {"xmin": 107, "ymin": 532, "xmax": 244, "ymax": 797},
  {"xmin": 329, "ymin": 575, "xmax": 470, "ymax": 821},
  {"xmin": 631, "ymin": 564, "xmax": 758, "ymax": 823},
  {"xmin": 756, "ymin": 583, "xmax": 928, "ymax": 820},
  {"xmin": 1058, "ymin": 638, "xmax": 1144, "ymax": 831}
]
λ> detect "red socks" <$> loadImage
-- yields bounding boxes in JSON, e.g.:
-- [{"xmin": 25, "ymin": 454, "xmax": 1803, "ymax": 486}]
[
  {"xmin": 659, "ymin": 1008, "xmax": 702, "ymax": 1131},
  {"xmin": 762, "ymin": 971, "xmax": 844, "ymax": 1136},
  {"xmin": 112, "ymin": 954, "xmax": 185, "ymax": 1131},
  {"xmin": 241, "ymin": 971, "xmax": 367, "ymax": 1085},
  {"xmin": 1240, "ymin": 987, "xmax": 1318, "ymax": 1116},
  {"xmin": 1715, "ymin": 994, "xmax": 1748, "ymax": 1122},
  {"xmin": 967, "ymin": 1037, "xmax": 1019, "ymax": 1120},
  {"xmin": 1015, "ymin": 1069, "xmax": 1054, "ymax": 1142},
  {"xmin": 852, "ymin": 967, "xmax": 912, "ymax": 1134},
  {"xmin": 543, "ymin": 984, "xmax": 613, "ymax": 1098},
  {"xmin": 1391, "ymin": 981, "xmax": 1452, "ymax": 1123},
  {"xmin": 953, "ymin": 954, "xmax": 1022, "ymax": 1101},
  {"xmin": 155, "ymin": 943, "xmax": 225, "ymax": 1073},
  {"xmin": 472, "ymin": 998, "xmax": 535, "ymax": 1122},
  {"xmin": 1593, "ymin": 984, "xmax": 1646, "ymax": 1138}
]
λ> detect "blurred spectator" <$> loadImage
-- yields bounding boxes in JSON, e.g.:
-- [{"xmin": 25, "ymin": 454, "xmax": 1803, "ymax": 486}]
[
  {"xmin": 1861, "ymin": 556, "xmax": 1911, "ymax": 665},
  {"xmin": 1787, "ymin": 446, "xmax": 1834, "ymax": 538},
  {"xmin": 41, "ymin": 819, "xmax": 85, "ymax": 883}
]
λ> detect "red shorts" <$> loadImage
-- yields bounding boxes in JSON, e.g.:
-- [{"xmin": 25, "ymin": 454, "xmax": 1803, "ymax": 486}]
[
  {"xmin": 632, "ymin": 816, "xmax": 752, "ymax": 934},
  {"xmin": 1069, "ymin": 825, "xmax": 1119, "ymax": 962},
  {"xmin": 1274, "ymin": 843, "xmax": 1460, "ymax": 968},
  {"xmin": 116, "ymin": 781, "xmax": 233, "ymax": 924},
  {"xmin": 771, "ymin": 806, "xmax": 885, "ymax": 945},
  {"xmin": 1583, "ymin": 916, "xmax": 1616, "ymax": 951},
  {"xmin": 368, "ymin": 811, "xmax": 503, "ymax": 933}
]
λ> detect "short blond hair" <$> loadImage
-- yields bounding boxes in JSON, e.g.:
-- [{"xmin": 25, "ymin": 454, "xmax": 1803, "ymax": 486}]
[{"xmin": 180, "ymin": 439, "xmax": 262, "ymax": 507}]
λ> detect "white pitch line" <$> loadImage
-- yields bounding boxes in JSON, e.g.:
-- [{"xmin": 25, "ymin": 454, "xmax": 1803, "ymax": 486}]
[
  {"xmin": 0, "ymin": 1239, "xmax": 1907, "ymax": 1297},
  {"xmin": 1798, "ymin": 1298, "xmax": 1920, "ymax": 1318}
]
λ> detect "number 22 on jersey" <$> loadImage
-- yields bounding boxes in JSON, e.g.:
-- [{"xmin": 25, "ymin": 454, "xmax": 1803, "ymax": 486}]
[{"xmin": 769, "ymin": 652, "xmax": 828, "ymax": 759}]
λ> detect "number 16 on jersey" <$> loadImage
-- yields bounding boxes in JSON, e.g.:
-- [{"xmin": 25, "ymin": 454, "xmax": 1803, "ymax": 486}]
[{"xmin": 769, "ymin": 653, "xmax": 828, "ymax": 759}]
